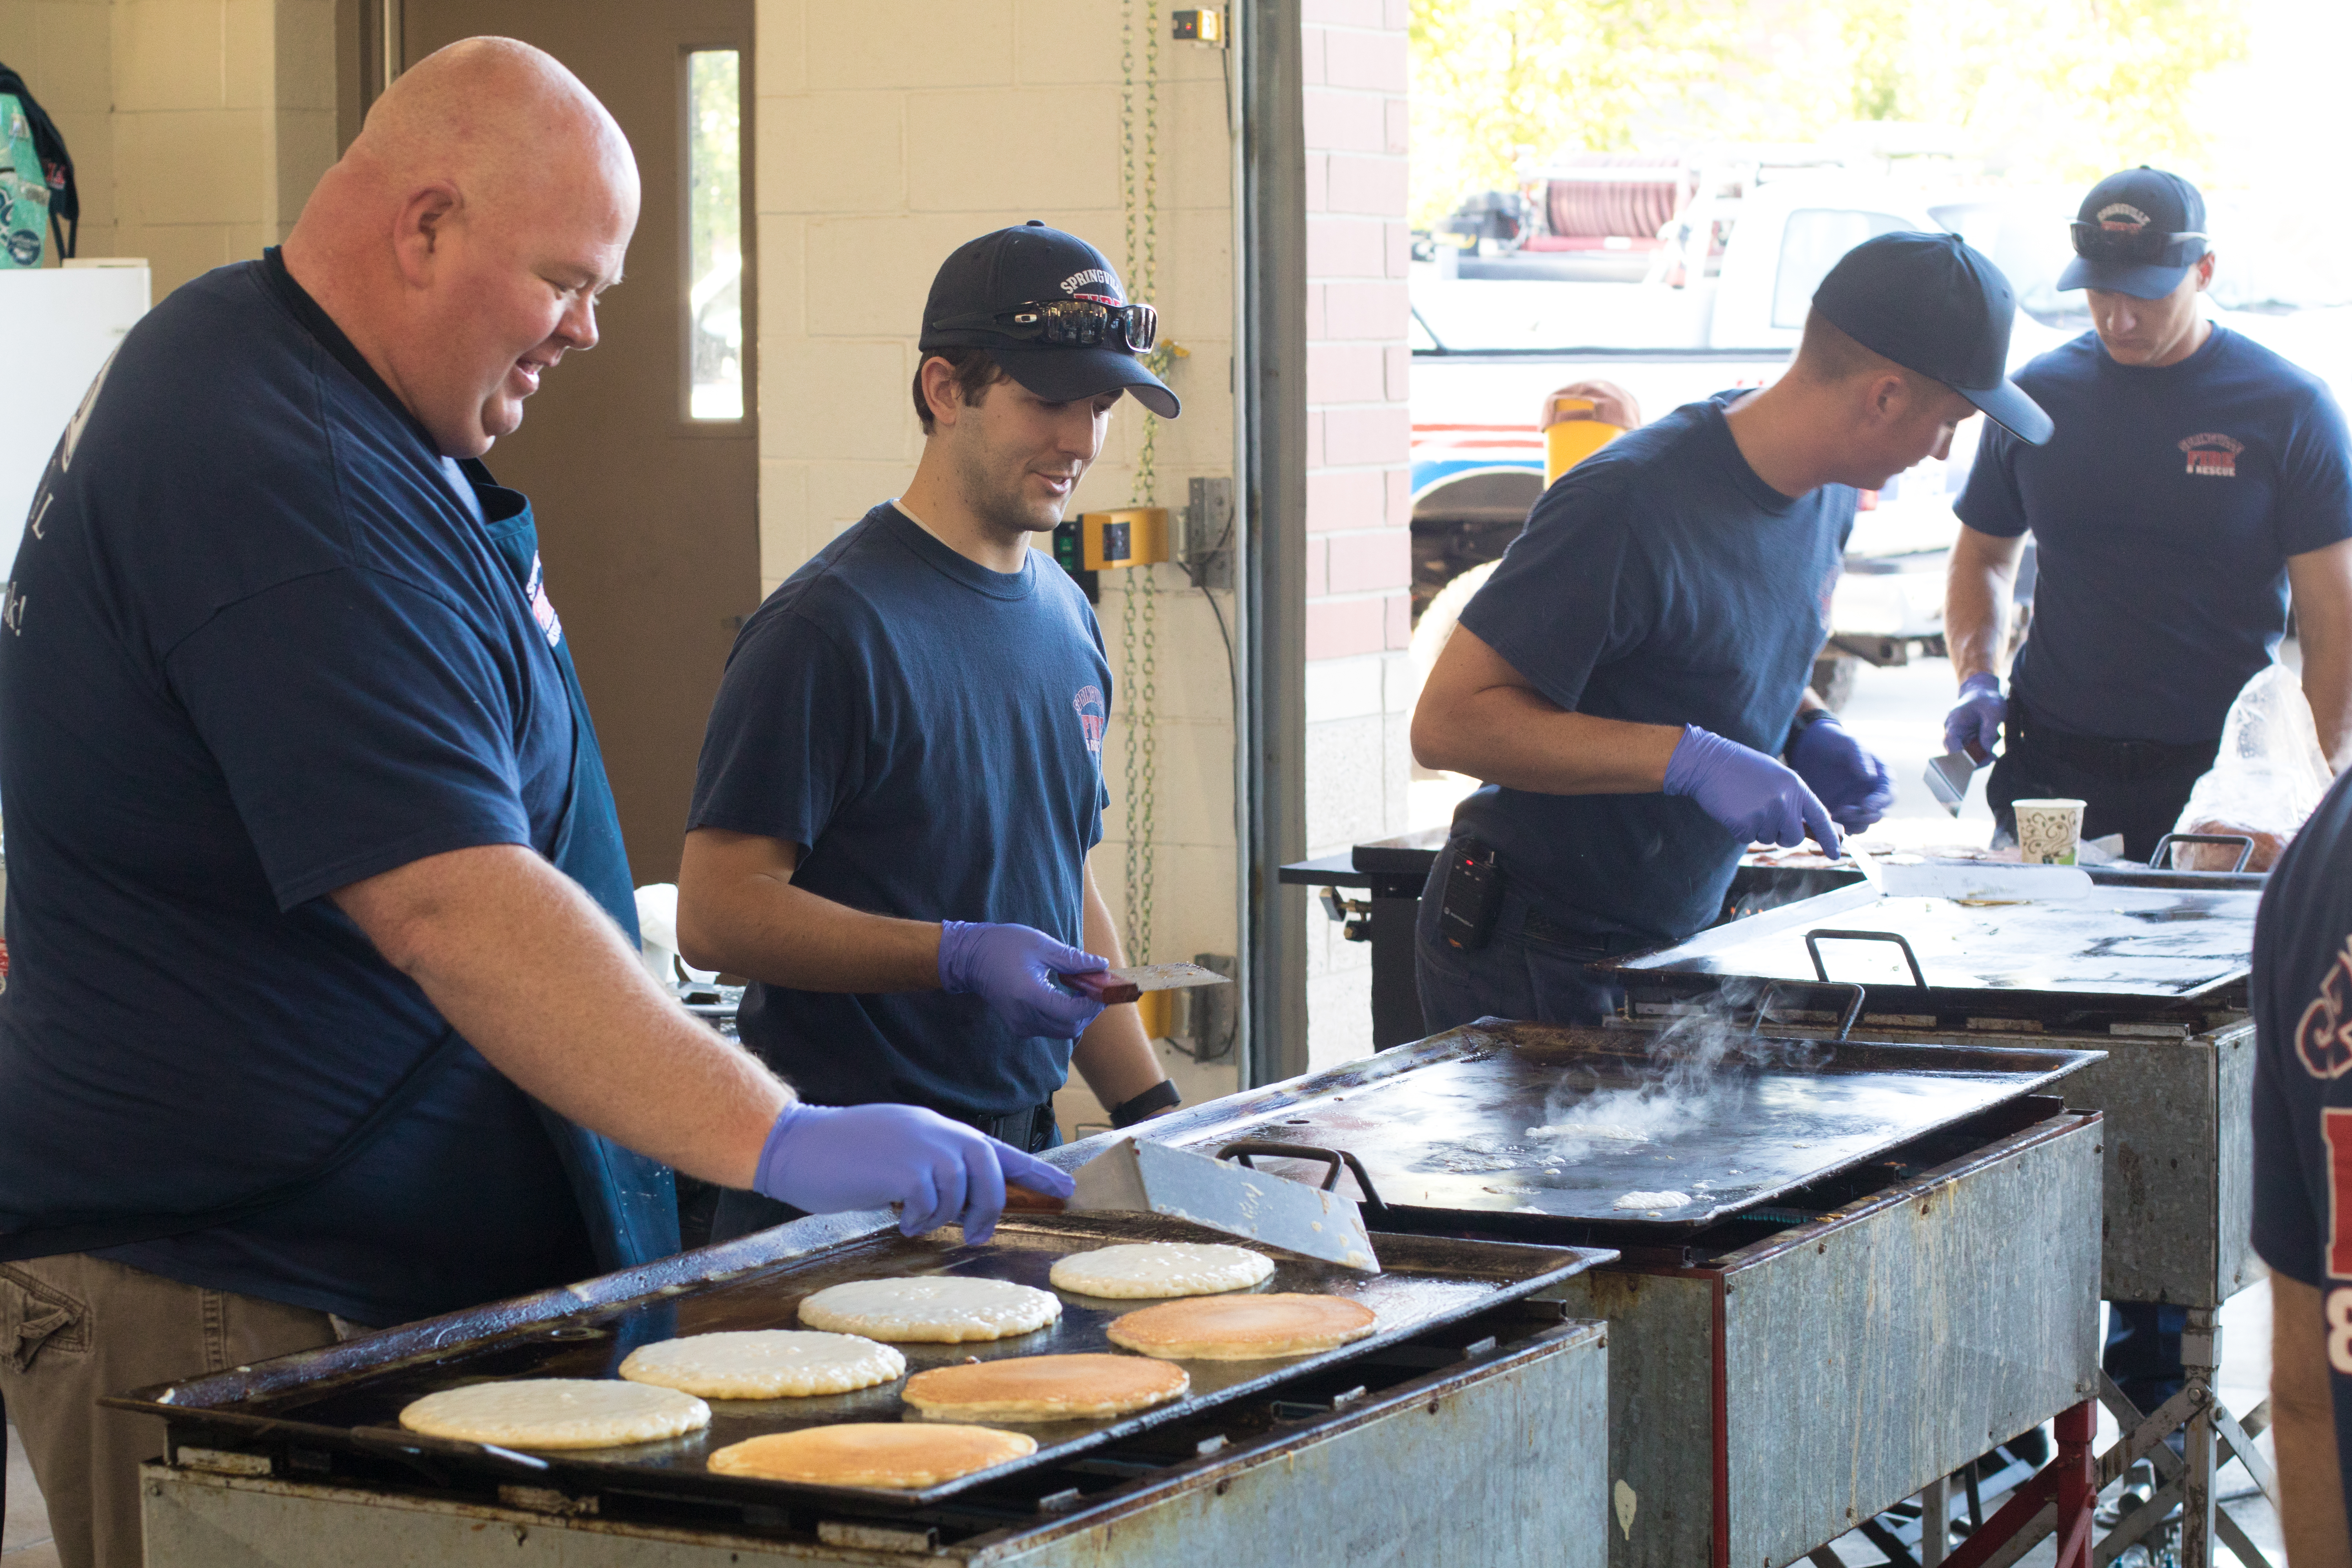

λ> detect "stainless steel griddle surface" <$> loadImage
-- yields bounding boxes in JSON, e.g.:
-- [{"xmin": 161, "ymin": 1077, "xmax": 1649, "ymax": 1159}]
[
  {"xmin": 1152, "ymin": 1022, "xmax": 2099, "ymax": 1234},
  {"xmin": 113, "ymin": 1213, "xmax": 1601, "ymax": 1508},
  {"xmin": 1611, "ymin": 882, "xmax": 2258, "ymax": 998}
]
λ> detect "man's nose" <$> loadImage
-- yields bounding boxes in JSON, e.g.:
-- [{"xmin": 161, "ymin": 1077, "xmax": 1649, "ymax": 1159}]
[
  {"xmin": 1060, "ymin": 407, "xmax": 1105, "ymax": 458},
  {"xmin": 560, "ymin": 295, "xmax": 600, "ymax": 353},
  {"xmin": 1932, "ymin": 425, "xmax": 1956, "ymax": 463}
]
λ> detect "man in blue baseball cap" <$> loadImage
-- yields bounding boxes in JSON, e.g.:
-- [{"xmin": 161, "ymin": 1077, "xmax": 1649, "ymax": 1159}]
[
  {"xmin": 1944, "ymin": 166, "xmax": 2352, "ymax": 1422},
  {"xmin": 675, "ymin": 223, "xmax": 1180, "ymax": 1241},
  {"xmin": 1412, "ymin": 231, "xmax": 2044, "ymax": 1031}
]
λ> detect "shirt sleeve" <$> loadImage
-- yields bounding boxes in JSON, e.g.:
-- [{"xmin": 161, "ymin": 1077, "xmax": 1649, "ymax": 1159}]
[
  {"xmin": 2276, "ymin": 385, "xmax": 2352, "ymax": 559},
  {"xmin": 163, "ymin": 568, "xmax": 540, "ymax": 911},
  {"xmin": 2252, "ymin": 1027, "xmax": 2325, "ymax": 1288},
  {"xmin": 687, "ymin": 606, "xmax": 869, "ymax": 851},
  {"xmin": 1955, "ymin": 423, "xmax": 2030, "ymax": 539},
  {"xmin": 1456, "ymin": 476, "xmax": 1651, "ymax": 713}
]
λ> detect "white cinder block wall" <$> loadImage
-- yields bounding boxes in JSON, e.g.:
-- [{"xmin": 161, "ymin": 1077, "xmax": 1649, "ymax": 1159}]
[
  {"xmin": 1299, "ymin": 0, "xmax": 1413, "ymax": 1070},
  {"xmin": 0, "ymin": 0, "xmax": 334, "ymax": 296},
  {"xmin": 753, "ymin": 0, "xmax": 1245, "ymax": 1123}
]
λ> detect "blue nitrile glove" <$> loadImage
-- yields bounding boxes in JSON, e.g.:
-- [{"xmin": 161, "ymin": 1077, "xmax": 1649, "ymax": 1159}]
[
  {"xmin": 938, "ymin": 920, "xmax": 1107, "ymax": 1039},
  {"xmin": 1663, "ymin": 725, "xmax": 1840, "ymax": 851},
  {"xmin": 1943, "ymin": 671, "xmax": 2005, "ymax": 763},
  {"xmin": 1787, "ymin": 711, "xmax": 1896, "ymax": 833},
  {"xmin": 752, "ymin": 1102, "xmax": 1077, "ymax": 1244}
]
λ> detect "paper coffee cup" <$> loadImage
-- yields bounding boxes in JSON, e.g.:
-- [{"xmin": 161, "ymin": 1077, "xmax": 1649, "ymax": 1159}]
[{"xmin": 2014, "ymin": 799, "xmax": 2087, "ymax": 865}]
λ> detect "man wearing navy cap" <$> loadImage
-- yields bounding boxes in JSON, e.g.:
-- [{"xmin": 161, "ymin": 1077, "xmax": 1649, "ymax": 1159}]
[
  {"xmin": 677, "ymin": 224, "xmax": 1179, "ymax": 1240},
  {"xmin": 1945, "ymin": 167, "xmax": 2352, "ymax": 859},
  {"xmin": 1412, "ymin": 232, "xmax": 2049, "ymax": 1031},
  {"xmin": 1945, "ymin": 166, "xmax": 2352, "ymax": 1425}
]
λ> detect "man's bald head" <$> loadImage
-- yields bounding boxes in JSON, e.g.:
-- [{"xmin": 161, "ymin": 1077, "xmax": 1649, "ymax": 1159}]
[{"xmin": 283, "ymin": 38, "xmax": 639, "ymax": 458}]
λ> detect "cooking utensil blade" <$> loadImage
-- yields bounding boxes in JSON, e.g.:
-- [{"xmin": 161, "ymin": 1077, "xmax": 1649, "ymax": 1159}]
[
  {"xmin": 1062, "ymin": 962, "xmax": 1231, "ymax": 1005},
  {"xmin": 1010, "ymin": 1140, "xmax": 1381, "ymax": 1272},
  {"xmin": 1923, "ymin": 751, "xmax": 1977, "ymax": 815}
]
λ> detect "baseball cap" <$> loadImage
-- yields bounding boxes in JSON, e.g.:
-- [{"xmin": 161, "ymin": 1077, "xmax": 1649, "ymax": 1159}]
[
  {"xmin": 918, "ymin": 221, "xmax": 1179, "ymax": 419},
  {"xmin": 2056, "ymin": 167, "xmax": 2209, "ymax": 299},
  {"xmin": 1812, "ymin": 230, "xmax": 2053, "ymax": 446}
]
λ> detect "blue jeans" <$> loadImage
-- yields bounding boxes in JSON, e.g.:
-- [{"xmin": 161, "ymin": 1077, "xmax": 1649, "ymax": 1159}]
[{"xmin": 1413, "ymin": 851, "xmax": 1624, "ymax": 1032}]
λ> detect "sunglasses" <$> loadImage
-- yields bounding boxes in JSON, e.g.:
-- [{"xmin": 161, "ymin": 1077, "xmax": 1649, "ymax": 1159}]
[
  {"xmin": 936, "ymin": 298, "xmax": 1158, "ymax": 353},
  {"xmin": 2068, "ymin": 220, "xmax": 2207, "ymax": 268}
]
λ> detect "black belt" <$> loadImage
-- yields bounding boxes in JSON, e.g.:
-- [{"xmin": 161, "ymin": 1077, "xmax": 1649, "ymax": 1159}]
[
  {"xmin": 958, "ymin": 1102, "xmax": 1057, "ymax": 1153},
  {"xmin": 2009, "ymin": 703, "xmax": 2219, "ymax": 781}
]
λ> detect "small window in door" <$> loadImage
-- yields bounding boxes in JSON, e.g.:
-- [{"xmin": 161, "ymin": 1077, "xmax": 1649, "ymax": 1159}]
[
  {"xmin": 1771, "ymin": 209, "xmax": 1909, "ymax": 330},
  {"xmin": 686, "ymin": 49, "xmax": 744, "ymax": 420}
]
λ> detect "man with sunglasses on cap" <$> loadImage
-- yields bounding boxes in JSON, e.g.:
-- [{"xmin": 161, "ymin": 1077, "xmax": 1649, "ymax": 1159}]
[
  {"xmin": 1412, "ymin": 232, "xmax": 2049, "ymax": 1032},
  {"xmin": 676, "ymin": 223, "xmax": 1179, "ymax": 1241},
  {"xmin": 1946, "ymin": 167, "xmax": 2352, "ymax": 860},
  {"xmin": 1944, "ymin": 167, "xmax": 2352, "ymax": 1431}
]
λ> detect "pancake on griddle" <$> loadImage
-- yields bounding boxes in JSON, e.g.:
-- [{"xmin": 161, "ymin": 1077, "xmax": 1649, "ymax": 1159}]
[
  {"xmin": 706, "ymin": 1423, "xmax": 1035, "ymax": 1488},
  {"xmin": 902, "ymin": 1353, "xmax": 1189, "ymax": 1419},
  {"xmin": 1105, "ymin": 1292, "xmax": 1378, "ymax": 1360}
]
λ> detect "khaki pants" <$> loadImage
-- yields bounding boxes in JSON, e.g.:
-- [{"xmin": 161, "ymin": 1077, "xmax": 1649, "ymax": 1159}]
[{"xmin": 0, "ymin": 1253, "xmax": 342, "ymax": 1568}]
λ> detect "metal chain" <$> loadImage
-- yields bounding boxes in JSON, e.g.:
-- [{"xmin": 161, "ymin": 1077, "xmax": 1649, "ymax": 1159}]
[{"xmin": 1118, "ymin": 0, "xmax": 1161, "ymax": 973}]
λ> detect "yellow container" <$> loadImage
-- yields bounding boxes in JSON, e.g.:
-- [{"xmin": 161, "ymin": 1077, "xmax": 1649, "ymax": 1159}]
[
  {"xmin": 1543, "ymin": 397, "xmax": 1624, "ymax": 486},
  {"xmin": 1077, "ymin": 507, "xmax": 1169, "ymax": 570}
]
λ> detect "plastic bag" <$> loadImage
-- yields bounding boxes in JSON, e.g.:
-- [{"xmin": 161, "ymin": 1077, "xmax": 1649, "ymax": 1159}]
[{"xmin": 2169, "ymin": 662, "xmax": 2333, "ymax": 870}]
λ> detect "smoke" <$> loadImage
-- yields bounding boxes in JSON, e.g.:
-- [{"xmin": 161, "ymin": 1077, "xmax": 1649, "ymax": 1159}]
[{"xmin": 1523, "ymin": 978, "xmax": 1831, "ymax": 1154}]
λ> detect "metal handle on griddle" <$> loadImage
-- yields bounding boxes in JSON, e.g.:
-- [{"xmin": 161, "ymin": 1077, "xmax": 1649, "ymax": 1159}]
[
  {"xmin": 2147, "ymin": 832, "xmax": 2255, "ymax": 873},
  {"xmin": 1804, "ymin": 928, "xmax": 1926, "ymax": 988},
  {"xmin": 1217, "ymin": 1140, "xmax": 1390, "ymax": 1226},
  {"xmin": 1751, "ymin": 979, "xmax": 1866, "ymax": 1042}
]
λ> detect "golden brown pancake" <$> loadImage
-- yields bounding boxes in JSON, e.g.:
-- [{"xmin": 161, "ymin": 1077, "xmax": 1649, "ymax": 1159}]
[
  {"xmin": 1105, "ymin": 1292, "xmax": 1378, "ymax": 1360},
  {"xmin": 901, "ymin": 1353, "xmax": 1189, "ymax": 1419},
  {"xmin": 707, "ymin": 1423, "xmax": 1035, "ymax": 1488}
]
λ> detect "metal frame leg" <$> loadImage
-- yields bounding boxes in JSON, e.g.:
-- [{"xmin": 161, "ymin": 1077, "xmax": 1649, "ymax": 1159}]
[
  {"xmin": 1938, "ymin": 1401, "xmax": 2096, "ymax": 1568},
  {"xmin": 2181, "ymin": 1307, "xmax": 2218, "ymax": 1568},
  {"xmin": 1921, "ymin": 1472, "xmax": 1951, "ymax": 1567}
]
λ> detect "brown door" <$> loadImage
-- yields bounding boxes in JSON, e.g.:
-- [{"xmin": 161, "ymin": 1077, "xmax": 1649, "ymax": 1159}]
[{"xmin": 400, "ymin": 0, "xmax": 759, "ymax": 885}]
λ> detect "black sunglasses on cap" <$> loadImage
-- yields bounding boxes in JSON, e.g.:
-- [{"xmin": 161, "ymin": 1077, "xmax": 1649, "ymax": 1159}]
[
  {"xmin": 935, "ymin": 298, "xmax": 1158, "ymax": 353},
  {"xmin": 2068, "ymin": 220, "xmax": 2207, "ymax": 268}
]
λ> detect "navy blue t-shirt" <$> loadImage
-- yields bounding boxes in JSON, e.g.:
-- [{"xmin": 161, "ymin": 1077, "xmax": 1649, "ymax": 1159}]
[
  {"xmin": 688, "ymin": 504, "xmax": 1111, "ymax": 1118},
  {"xmin": 1958, "ymin": 327, "xmax": 2352, "ymax": 745},
  {"xmin": 2250, "ymin": 764, "xmax": 2352, "ymax": 1530},
  {"xmin": 1450, "ymin": 394, "xmax": 1854, "ymax": 949},
  {"xmin": 0, "ymin": 256, "xmax": 597, "ymax": 1325}
]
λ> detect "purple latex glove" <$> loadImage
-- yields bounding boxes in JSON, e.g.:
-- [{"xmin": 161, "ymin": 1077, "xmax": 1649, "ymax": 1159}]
[
  {"xmin": 753, "ymin": 1101, "xmax": 1076, "ymax": 1243},
  {"xmin": 1663, "ymin": 724, "xmax": 1839, "ymax": 851},
  {"xmin": 938, "ymin": 920, "xmax": 1107, "ymax": 1039},
  {"xmin": 1787, "ymin": 711, "xmax": 1896, "ymax": 833},
  {"xmin": 1943, "ymin": 671, "xmax": 2005, "ymax": 763}
]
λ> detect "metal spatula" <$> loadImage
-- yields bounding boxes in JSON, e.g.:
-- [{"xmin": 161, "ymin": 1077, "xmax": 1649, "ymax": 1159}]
[
  {"xmin": 1059, "ymin": 962, "xmax": 1231, "ymax": 1005},
  {"xmin": 1006, "ymin": 1138, "xmax": 1382, "ymax": 1273}
]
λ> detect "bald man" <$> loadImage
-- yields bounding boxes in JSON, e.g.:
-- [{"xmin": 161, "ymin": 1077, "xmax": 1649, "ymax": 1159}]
[{"xmin": 0, "ymin": 40, "xmax": 1067, "ymax": 1568}]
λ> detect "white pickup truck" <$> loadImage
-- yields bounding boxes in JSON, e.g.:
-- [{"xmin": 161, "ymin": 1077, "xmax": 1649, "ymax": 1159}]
[{"xmin": 1409, "ymin": 171, "xmax": 2079, "ymax": 702}]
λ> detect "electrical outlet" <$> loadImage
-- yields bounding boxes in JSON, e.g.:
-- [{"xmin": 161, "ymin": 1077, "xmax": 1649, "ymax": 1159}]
[
  {"xmin": 1182, "ymin": 475, "xmax": 1236, "ymax": 592},
  {"xmin": 1171, "ymin": 8, "xmax": 1226, "ymax": 45}
]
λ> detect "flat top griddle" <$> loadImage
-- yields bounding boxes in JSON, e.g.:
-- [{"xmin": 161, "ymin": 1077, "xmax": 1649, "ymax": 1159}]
[
  {"xmin": 113, "ymin": 1212, "xmax": 1602, "ymax": 1509},
  {"xmin": 1144, "ymin": 1021, "xmax": 2099, "ymax": 1235},
  {"xmin": 1600, "ymin": 882, "xmax": 2258, "ymax": 1006}
]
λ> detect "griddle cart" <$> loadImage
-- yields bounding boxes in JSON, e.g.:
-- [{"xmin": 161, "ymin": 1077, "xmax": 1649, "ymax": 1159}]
[
  {"xmin": 1124, "ymin": 1019, "xmax": 2109, "ymax": 1568},
  {"xmin": 1599, "ymin": 873, "xmax": 2275, "ymax": 1568},
  {"xmin": 124, "ymin": 1212, "xmax": 1615, "ymax": 1568}
]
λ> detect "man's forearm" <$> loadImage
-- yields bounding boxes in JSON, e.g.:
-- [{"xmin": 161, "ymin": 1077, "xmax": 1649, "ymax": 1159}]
[
  {"xmin": 2271, "ymin": 1275, "xmax": 2352, "ymax": 1567},
  {"xmin": 334, "ymin": 844, "xmax": 789, "ymax": 1188},
  {"xmin": 676, "ymin": 829, "xmax": 943, "ymax": 991},
  {"xmin": 1944, "ymin": 534, "xmax": 2017, "ymax": 684},
  {"xmin": 2305, "ymin": 646, "xmax": 2352, "ymax": 771},
  {"xmin": 1414, "ymin": 687, "xmax": 1683, "ymax": 794},
  {"xmin": 1071, "ymin": 864, "xmax": 1168, "ymax": 1111}
]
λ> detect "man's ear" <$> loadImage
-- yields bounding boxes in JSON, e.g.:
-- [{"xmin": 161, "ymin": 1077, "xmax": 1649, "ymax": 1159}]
[
  {"xmin": 1866, "ymin": 371, "xmax": 1910, "ymax": 423},
  {"xmin": 391, "ymin": 182, "xmax": 461, "ymax": 287},
  {"xmin": 919, "ymin": 356, "xmax": 963, "ymax": 429},
  {"xmin": 2194, "ymin": 251, "xmax": 2217, "ymax": 294}
]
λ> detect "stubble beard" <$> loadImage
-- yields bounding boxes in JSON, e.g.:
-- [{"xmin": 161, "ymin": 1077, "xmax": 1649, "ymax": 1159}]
[{"xmin": 960, "ymin": 442, "xmax": 1071, "ymax": 547}]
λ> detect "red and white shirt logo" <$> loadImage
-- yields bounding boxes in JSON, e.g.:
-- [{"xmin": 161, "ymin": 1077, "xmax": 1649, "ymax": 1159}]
[
  {"xmin": 1073, "ymin": 684, "xmax": 1106, "ymax": 755},
  {"xmin": 2178, "ymin": 432, "xmax": 2243, "ymax": 479}
]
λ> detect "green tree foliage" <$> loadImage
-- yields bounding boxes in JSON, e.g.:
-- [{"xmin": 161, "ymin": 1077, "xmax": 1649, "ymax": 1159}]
[{"xmin": 1410, "ymin": 0, "xmax": 2251, "ymax": 229}]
